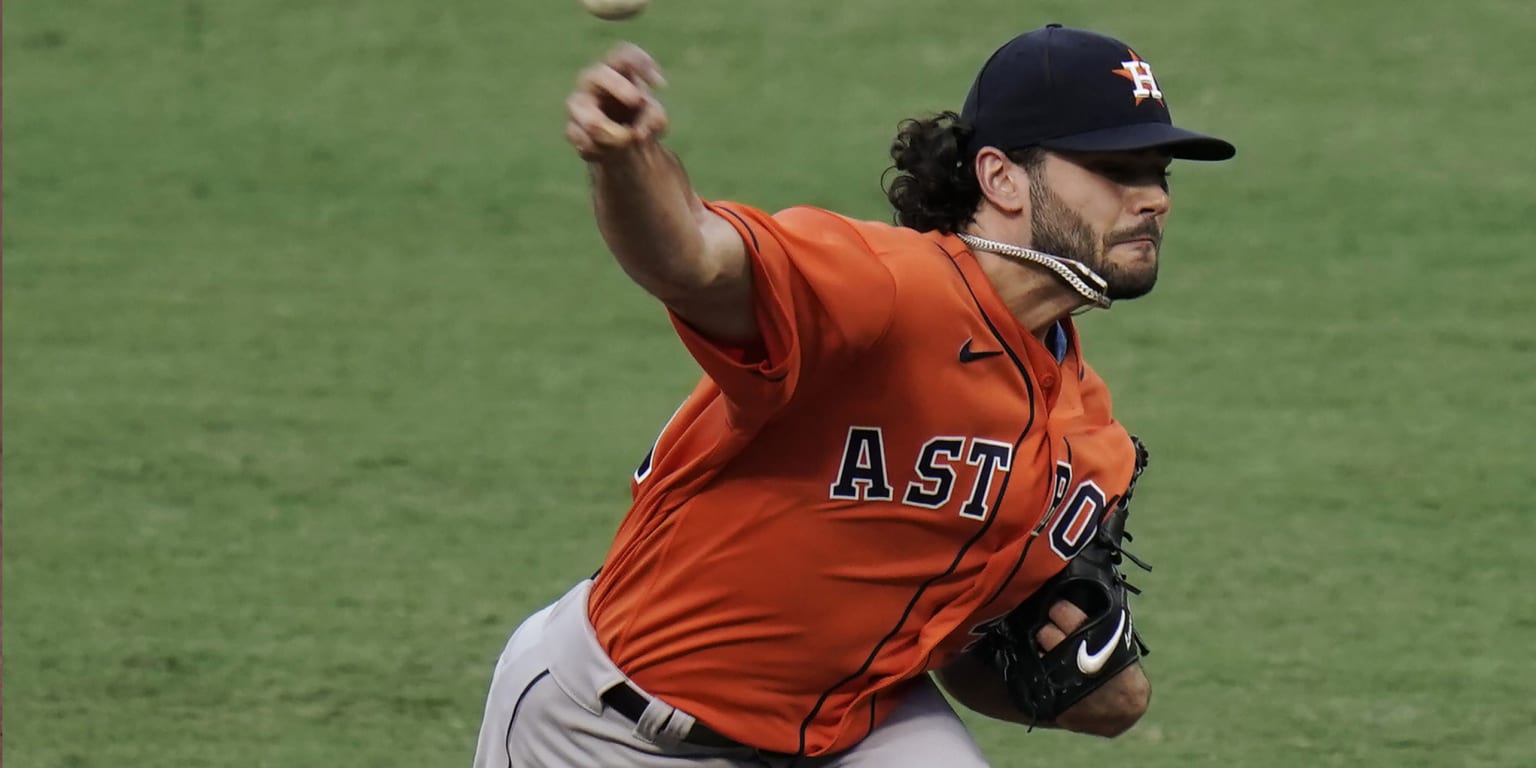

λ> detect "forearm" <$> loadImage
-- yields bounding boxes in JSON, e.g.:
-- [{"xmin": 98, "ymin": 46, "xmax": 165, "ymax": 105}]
[
  {"xmin": 590, "ymin": 143, "xmax": 721, "ymax": 302},
  {"xmin": 937, "ymin": 650, "xmax": 1150, "ymax": 737},
  {"xmin": 1053, "ymin": 662, "xmax": 1149, "ymax": 737},
  {"xmin": 935, "ymin": 650, "xmax": 1052, "ymax": 726},
  {"xmin": 567, "ymin": 44, "xmax": 754, "ymax": 340}
]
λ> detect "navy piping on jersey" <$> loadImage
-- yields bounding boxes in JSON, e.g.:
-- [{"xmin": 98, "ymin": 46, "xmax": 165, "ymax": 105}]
[
  {"xmin": 717, "ymin": 206, "xmax": 760, "ymax": 252},
  {"xmin": 970, "ymin": 324, "xmax": 1064, "ymax": 605},
  {"xmin": 977, "ymin": 438, "xmax": 1074, "ymax": 610},
  {"xmin": 711, "ymin": 207, "xmax": 788, "ymax": 383},
  {"xmin": 503, "ymin": 670, "xmax": 552, "ymax": 766},
  {"xmin": 788, "ymin": 245, "xmax": 1040, "ymax": 761}
]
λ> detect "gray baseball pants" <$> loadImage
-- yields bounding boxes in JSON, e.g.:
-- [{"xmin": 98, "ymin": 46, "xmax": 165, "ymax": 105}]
[{"xmin": 471, "ymin": 580, "xmax": 991, "ymax": 767}]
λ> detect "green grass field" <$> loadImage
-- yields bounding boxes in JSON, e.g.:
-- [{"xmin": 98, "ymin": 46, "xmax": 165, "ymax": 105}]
[{"xmin": 5, "ymin": 1, "xmax": 1535, "ymax": 765}]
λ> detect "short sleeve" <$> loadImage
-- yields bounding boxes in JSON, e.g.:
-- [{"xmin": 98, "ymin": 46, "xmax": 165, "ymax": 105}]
[{"xmin": 670, "ymin": 201, "xmax": 897, "ymax": 420}]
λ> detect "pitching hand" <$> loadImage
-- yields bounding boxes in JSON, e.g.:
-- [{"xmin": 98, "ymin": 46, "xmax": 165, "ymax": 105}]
[{"xmin": 565, "ymin": 43, "xmax": 669, "ymax": 162}]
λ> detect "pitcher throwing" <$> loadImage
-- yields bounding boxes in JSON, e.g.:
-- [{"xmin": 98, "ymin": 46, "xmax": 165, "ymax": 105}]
[{"xmin": 474, "ymin": 22, "xmax": 1235, "ymax": 767}]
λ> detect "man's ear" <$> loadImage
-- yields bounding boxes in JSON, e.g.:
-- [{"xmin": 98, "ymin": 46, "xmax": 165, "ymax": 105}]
[{"xmin": 974, "ymin": 147, "xmax": 1028, "ymax": 215}]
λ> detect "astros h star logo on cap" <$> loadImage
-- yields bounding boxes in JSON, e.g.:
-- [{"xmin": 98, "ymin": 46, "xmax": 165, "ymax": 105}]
[
  {"xmin": 1111, "ymin": 50, "xmax": 1164, "ymax": 106},
  {"xmin": 959, "ymin": 25, "xmax": 1235, "ymax": 161}
]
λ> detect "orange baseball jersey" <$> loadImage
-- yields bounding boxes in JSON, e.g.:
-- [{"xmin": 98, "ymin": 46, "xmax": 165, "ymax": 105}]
[{"xmin": 588, "ymin": 201, "xmax": 1139, "ymax": 756}]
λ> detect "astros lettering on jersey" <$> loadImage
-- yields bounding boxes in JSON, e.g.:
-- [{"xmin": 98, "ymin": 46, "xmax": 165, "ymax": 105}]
[{"xmin": 589, "ymin": 201, "xmax": 1139, "ymax": 756}]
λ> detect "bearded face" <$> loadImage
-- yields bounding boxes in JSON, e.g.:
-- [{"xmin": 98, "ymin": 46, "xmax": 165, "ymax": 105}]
[{"xmin": 1027, "ymin": 152, "xmax": 1169, "ymax": 301}]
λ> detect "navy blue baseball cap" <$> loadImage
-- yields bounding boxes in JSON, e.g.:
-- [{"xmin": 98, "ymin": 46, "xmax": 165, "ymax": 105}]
[{"xmin": 962, "ymin": 24, "xmax": 1236, "ymax": 161}]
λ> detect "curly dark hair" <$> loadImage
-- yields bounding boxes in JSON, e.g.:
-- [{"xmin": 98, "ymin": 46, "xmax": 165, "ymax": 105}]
[{"xmin": 883, "ymin": 111, "xmax": 1042, "ymax": 233}]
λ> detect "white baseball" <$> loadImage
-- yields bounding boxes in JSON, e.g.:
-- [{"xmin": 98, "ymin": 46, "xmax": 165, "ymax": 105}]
[{"xmin": 580, "ymin": 0, "xmax": 648, "ymax": 21}]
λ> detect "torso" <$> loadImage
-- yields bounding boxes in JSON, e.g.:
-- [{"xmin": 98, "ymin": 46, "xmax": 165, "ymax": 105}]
[{"xmin": 588, "ymin": 204, "xmax": 1138, "ymax": 756}]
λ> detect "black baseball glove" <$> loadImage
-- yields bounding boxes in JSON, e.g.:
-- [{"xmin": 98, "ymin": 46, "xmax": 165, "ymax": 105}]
[{"xmin": 976, "ymin": 436, "xmax": 1153, "ymax": 725}]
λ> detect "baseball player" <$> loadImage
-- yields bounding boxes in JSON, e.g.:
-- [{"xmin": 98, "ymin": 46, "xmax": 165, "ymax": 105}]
[{"xmin": 473, "ymin": 23, "xmax": 1234, "ymax": 767}]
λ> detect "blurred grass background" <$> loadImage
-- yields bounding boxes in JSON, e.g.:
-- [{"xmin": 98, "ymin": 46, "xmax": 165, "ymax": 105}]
[{"xmin": 4, "ymin": 0, "xmax": 1534, "ymax": 765}]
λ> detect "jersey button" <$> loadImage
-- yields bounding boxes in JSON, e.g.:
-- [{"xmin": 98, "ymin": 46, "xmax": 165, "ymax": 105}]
[{"xmin": 1041, "ymin": 373, "xmax": 1058, "ymax": 388}]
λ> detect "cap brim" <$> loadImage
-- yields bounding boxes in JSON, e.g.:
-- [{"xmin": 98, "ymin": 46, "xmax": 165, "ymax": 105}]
[{"xmin": 1040, "ymin": 122, "xmax": 1236, "ymax": 161}]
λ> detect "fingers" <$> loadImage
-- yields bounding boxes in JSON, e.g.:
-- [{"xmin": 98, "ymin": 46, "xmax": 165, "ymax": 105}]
[
  {"xmin": 1035, "ymin": 600, "xmax": 1091, "ymax": 653},
  {"xmin": 565, "ymin": 91, "xmax": 668, "ymax": 159},
  {"xmin": 1036, "ymin": 622, "xmax": 1067, "ymax": 652},
  {"xmin": 605, "ymin": 42, "xmax": 667, "ymax": 88},
  {"xmin": 565, "ymin": 43, "xmax": 669, "ymax": 160},
  {"xmin": 1049, "ymin": 601, "xmax": 1090, "ymax": 633},
  {"xmin": 579, "ymin": 63, "xmax": 650, "ymax": 118},
  {"xmin": 634, "ymin": 95, "xmax": 668, "ymax": 140},
  {"xmin": 564, "ymin": 119, "xmax": 603, "ymax": 162}
]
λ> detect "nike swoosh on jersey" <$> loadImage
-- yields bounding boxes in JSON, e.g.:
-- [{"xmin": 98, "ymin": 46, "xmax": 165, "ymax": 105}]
[
  {"xmin": 1076, "ymin": 609, "xmax": 1127, "ymax": 676},
  {"xmin": 958, "ymin": 339, "xmax": 1004, "ymax": 363}
]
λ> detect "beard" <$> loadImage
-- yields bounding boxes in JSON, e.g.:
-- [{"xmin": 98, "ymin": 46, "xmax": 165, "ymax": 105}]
[{"xmin": 1029, "ymin": 176, "xmax": 1162, "ymax": 301}]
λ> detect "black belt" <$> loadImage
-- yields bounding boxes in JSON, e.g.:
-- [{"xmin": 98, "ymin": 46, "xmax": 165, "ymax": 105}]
[{"xmin": 601, "ymin": 683, "xmax": 742, "ymax": 749}]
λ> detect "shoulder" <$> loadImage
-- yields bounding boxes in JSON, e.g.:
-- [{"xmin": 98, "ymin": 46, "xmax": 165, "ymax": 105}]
[
  {"xmin": 705, "ymin": 201, "xmax": 956, "ymax": 293},
  {"xmin": 706, "ymin": 201, "xmax": 940, "ymax": 250},
  {"xmin": 772, "ymin": 206, "xmax": 941, "ymax": 255}
]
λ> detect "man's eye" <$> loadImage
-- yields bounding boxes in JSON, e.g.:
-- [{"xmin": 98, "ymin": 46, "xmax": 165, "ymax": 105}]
[
  {"xmin": 1099, "ymin": 165, "xmax": 1155, "ymax": 180},
  {"xmin": 1101, "ymin": 166, "xmax": 1171, "ymax": 183}
]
